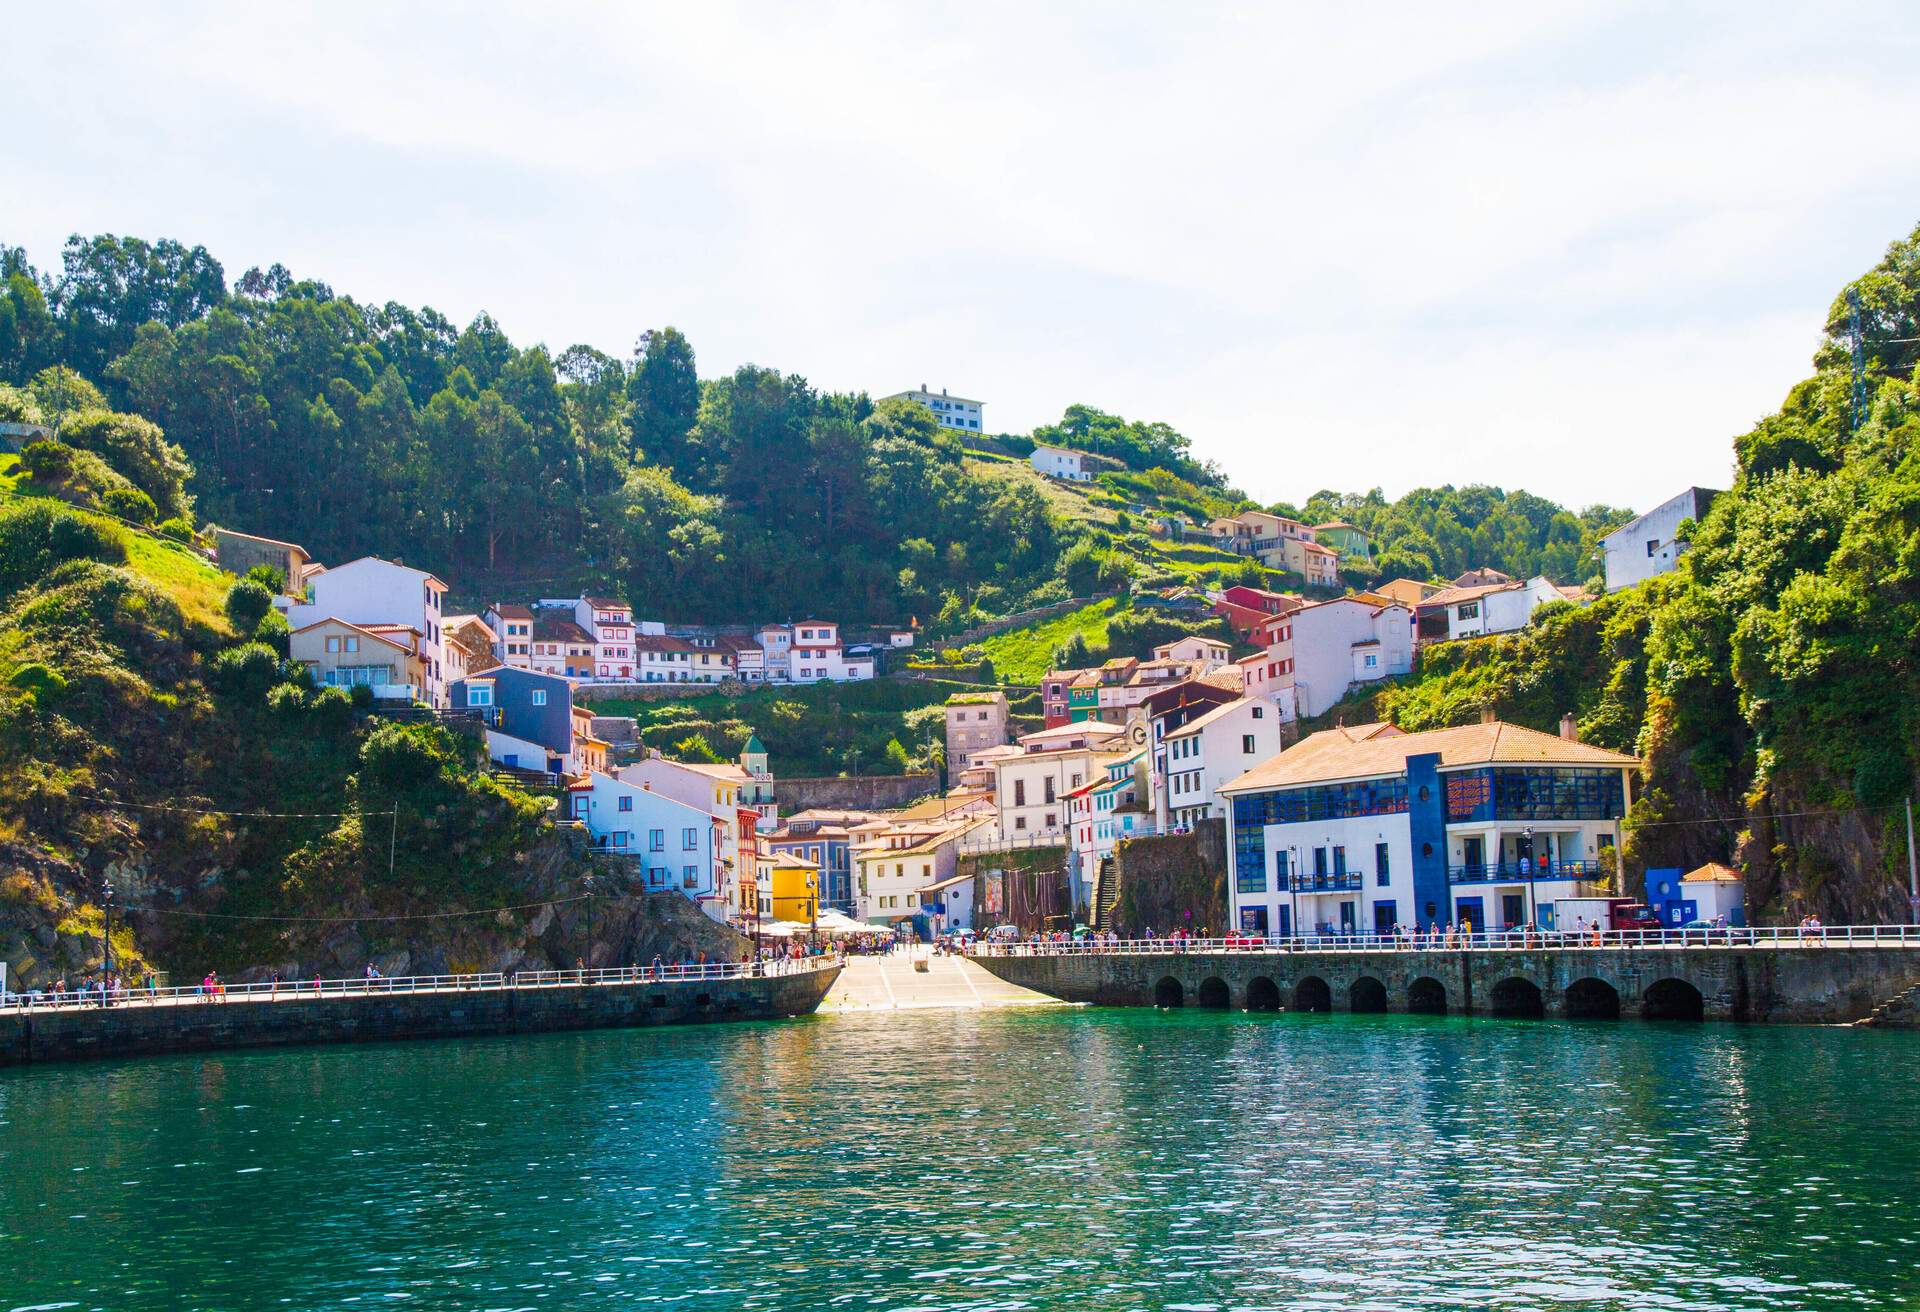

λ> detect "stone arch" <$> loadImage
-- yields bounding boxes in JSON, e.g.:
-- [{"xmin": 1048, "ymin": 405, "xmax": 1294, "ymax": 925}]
[
  {"xmin": 1348, "ymin": 976, "xmax": 1388, "ymax": 1013},
  {"xmin": 1197, "ymin": 976, "xmax": 1231, "ymax": 1010},
  {"xmin": 1246, "ymin": 976, "xmax": 1281, "ymax": 1012},
  {"xmin": 1293, "ymin": 976, "xmax": 1332, "ymax": 1013},
  {"xmin": 1154, "ymin": 976, "xmax": 1185, "ymax": 1008},
  {"xmin": 1644, "ymin": 977, "xmax": 1705, "ymax": 1021},
  {"xmin": 1489, "ymin": 976, "xmax": 1545, "ymax": 1019},
  {"xmin": 1408, "ymin": 976, "xmax": 1448, "ymax": 1015},
  {"xmin": 1564, "ymin": 977, "xmax": 1621, "ymax": 1020}
]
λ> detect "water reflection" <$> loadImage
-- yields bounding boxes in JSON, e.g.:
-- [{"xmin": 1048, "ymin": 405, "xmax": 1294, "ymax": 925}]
[{"xmin": 1, "ymin": 1009, "xmax": 1916, "ymax": 1309}]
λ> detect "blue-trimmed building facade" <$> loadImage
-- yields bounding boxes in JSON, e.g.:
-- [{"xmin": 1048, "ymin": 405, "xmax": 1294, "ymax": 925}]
[{"xmin": 1222, "ymin": 726, "xmax": 1635, "ymax": 937}]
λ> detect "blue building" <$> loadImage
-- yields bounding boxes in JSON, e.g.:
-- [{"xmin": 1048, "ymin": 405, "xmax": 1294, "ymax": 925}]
[
  {"xmin": 1220, "ymin": 720, "xmax": 1639, "ymax": 936},
  {"xmin": 449, "ymin": 666, "xmax": 576, "ymax": 775},
  {"xmin": 763, "ymin": 808, "xmax": 879, "ymax": 914}
]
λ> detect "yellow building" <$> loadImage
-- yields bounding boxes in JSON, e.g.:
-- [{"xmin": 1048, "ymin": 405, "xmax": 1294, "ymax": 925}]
[{"xmin": 767, "ymin": 853, "xmax": 824, "ymax": 925}]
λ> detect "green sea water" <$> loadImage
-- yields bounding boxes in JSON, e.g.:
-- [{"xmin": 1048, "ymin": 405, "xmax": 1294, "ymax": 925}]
[{"xmin": 3, "ymin": 1007, "xmax": 1918, "ymax": 1310}]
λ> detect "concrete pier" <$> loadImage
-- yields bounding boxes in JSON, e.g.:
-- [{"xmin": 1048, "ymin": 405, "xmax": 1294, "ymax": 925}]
[
  {"xmin": 0, "ymin": 966, "xmax": 840, "ymax": 1065},
  {"xmin": 971, "ymin": 945, "xmax": 1920, "ymax": 1024}
]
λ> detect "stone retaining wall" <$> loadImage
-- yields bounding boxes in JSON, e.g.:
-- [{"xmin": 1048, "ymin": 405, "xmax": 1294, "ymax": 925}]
[
  {"xmin": 778, "ymin": 774, "xmax": 939, "ymax": 812},
  {"xmin": 972, "ymin": 946, "xmax": 1920, "ymax": 1025},
  {"xmin": 0, "ymin": 967, "xmax": 839, "ymax": 1065}
]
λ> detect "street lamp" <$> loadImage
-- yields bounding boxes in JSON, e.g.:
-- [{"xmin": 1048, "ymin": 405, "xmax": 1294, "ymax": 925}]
[
  {"xmin": 805, "ymin": 872, "xmax": 819, "ymax": 950},
  {"xmin": 582, "ymin": 872, "xmax": 595, "ymax": 978},
  {"xmin": 101, "ymin": 878, "xmax": 114, "ymax": 1008}
]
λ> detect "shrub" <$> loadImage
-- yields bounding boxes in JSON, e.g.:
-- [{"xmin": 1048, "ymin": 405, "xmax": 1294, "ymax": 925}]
[
  {"xmin": 7, "ymin": 661, "xmax": 68, "ymax": 706},
  {"xmin": 243, "ymin": 562, "xmax": 285, "ymax": 595},
  {"xmin": 156, "ymin": 517, "xmax": 194, "ymax": 543},
  {"xmin": 18, "ymin": 439, "xmax": 70, "ymax": 481},
  {"xmin": 0, "ymin": 385, "xmax": 45, "ymax": 425},
  {"xmin": 211, "ymin": 642, "xmax": 281, "ymax": 698},
  {"xmin": 224, "ymin": 578, "xmax": 274, "ymax": 631},
  {"xmin": 100, "ymin": 486, "xmax": 158, "ymax": 525},
  {"xmin": 252, "ymin": 608, "xmax": 291, "ymax": 656},
  {"xmin": 58, "ymin": 409, "xmax": 194, "ymax": 521},
  {"xmin": 0, "ymin": 499, "xmax": 129, "ymax": 602},
  {"xmin": 265, "ymin": 682, "xmax": 308, "ymax": 716},
  {"xmin": 349, "ymin": 683, "xmax": 375, "ymax": 709},
  {"xmin": 310, "ymin": 685, "xmax": 354, "ymax": 729}
]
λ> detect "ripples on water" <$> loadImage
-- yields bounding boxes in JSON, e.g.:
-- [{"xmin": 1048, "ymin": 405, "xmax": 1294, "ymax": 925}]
[{"xmin": 2, "ymin": 1009, "xmax": 1917, "ymax": 1310}]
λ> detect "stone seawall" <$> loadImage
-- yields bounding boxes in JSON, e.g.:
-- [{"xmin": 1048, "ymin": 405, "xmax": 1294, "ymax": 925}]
[
  {"xmin": 972, "ymin": 947, "xmax": 1920, "ymax": 1025},
  {"xmin": 778, "ymin": 773, "xmax": 938, "ymax": 812},
  {"xmin": 0, "ymin": 967, "xmax": 839, "ymax": 1066}
]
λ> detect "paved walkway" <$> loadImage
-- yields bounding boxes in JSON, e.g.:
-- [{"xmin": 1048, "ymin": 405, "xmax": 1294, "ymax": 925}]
[{"xmin": 820, "ymin": 952, "xmax": 1066, "ymax": 1013}]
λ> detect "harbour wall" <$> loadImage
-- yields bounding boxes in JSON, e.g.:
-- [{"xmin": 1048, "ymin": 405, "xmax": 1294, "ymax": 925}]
[
  {"xmin": 971, "ymin": 947, "xmax": 1920, "ymax": 1024},
  {"xmin": 0, "ymin": 967, "xmax": 839, "ymax": 1066}
]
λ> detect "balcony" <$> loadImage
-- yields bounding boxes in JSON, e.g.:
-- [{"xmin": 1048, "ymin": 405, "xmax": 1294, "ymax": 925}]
[
  {"xmin": 1448, "ymin": 859, "xmax": 1603, "ymax": 884},
  {"xmin": 1290, "ymin": 870, "xmax": 1363, "ymax": 893}
]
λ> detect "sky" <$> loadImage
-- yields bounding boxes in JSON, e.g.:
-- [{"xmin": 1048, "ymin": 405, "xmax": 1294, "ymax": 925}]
[{"xmin": 7, "ymin": 2, "xmax": 1920, "ymax": 512}]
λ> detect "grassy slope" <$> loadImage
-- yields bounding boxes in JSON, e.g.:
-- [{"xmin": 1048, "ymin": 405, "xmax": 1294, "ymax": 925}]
[
  {"xmin": 976, "ymin": 596, "xmax": 1126, "ymax": 684},
  {"xmin": 0, "ymin": 462, "xmax": 234, "ymax": 636}
]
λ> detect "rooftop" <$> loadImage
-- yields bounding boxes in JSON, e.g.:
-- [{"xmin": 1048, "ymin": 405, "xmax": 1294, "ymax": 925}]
[{"xmin": 1222, "ymin": 720, "xmax": 1638, "ymax": 794}]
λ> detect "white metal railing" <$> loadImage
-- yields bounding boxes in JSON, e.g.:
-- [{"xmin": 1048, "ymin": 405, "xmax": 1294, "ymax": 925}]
[
  {"xmin": 0, "ymin": 957, "xmax": 838, "ymax": 1015},
  {"xmin": 970, "ymin": 924, "xmax": 1920, "ymax": 957}
]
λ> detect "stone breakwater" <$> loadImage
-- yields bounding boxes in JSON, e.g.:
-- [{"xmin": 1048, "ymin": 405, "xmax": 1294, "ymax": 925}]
[
  {"xmin": 0, "ymin": 966, "xmax": 840, "ymax": 1065},
  {"xmin": 971, "ymin": 946, "xmax": 1920, "ymax": 1025}
]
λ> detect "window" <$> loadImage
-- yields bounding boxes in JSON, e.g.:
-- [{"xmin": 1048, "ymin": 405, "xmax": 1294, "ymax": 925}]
[
  {"xmin": 1045, "ymin": 813, "xmax": 1056, "ymax": 828},
  {"xmin": 683, "ymin": 866, "xmax": 698, "ymax": 888},
  {"xmin": 531, "ymin": 689, "xmax": 548, "ymax": 706},
  {"xmin": 1457, "ymin": 602, "xmax": 1479, "ymax": 621},
  {"xmin": 618, "ymin": 796, "xmax": 632, "ymax": 813},
  {"xmin": 1252, "ymin": 705, "xmax": 1263, "ymax": 719},
  {"xmin": 1646, "ymin": 538, "xmax": 1660, "ymax": 557},
  {"xmin": 907, "ymin": 894, "xmax": 918, "ymax": 907},
  {"xmin": 612, "ymin": 831, "xmax": 627, "ymax": 849},
  {"xmin": 467, "ymin": 685, "xmax": 493, "ymax": 707},
  {"xmin": 1014, "ymin": 816, "xmax": 1027, "ymax": 831},
  {"xmin": 649, "ymin": 828, "xmax": 665, "ymax": 851},
  {"xmin": 682, "ymin": 827, "xmax": 698, "ymax": 850},
  {"xmin": 1365, "ymin": 654, "xmax": 1378, "ymax": 669},
  {"xmin": 325, "ymin": 635, "xmax": 340, "ymax": 654},
  {"xmin": 1242, "ymin": 734, "xmax": 1257, "ymax": 754},
  {"xmin": 1014, "ymin": 780, "xmax": 1026, "ymax": 806},
  {"xmin": 1044, "ymin": 778, "xmax": 1056, "ymax": 804},
  {"xmin": 1314, "ymin": 847, "xmax": 1329, "ymax": 876},
  {"xmin": 1376, "ymin": 842, "xmax": 1391, "ymax": 886}
]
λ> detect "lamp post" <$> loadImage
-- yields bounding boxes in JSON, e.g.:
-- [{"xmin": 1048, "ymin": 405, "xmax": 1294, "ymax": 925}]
[
  {"xmin": 101, "ymin": 877, "xmax": 114, "ymax": 1008},
  {"xmin": 1522, "ymin": 826, "xmax": 1535, "ymax": 935},
  {"xmin": 582, "ymin": 872, "xmax": 595, "ymax": 978},
  {"xmin": 1288, "ymin": 844, "xmax": 1301, "ymax": 944},
  {"xmin": 806, "ymin": 873, "xmax": 819, "ymax": 951}
]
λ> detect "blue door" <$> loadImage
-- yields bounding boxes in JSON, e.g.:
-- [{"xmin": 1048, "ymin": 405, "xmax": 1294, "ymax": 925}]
[
  {"xmin": 1373, "ymin": 902, "xmax": 1397, "ymax": 937},
  {"xmin": 1454, "ymin": 896, "xmax": 1484, "ymax": 931},
  {"xmin": 1275, "ymin": 904, "xmax": 1292, "ymax": 937}
]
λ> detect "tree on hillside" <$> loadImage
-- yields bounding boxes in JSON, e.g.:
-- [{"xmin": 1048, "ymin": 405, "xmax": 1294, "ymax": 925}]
[{"xmin": 628, "ymin": 327, "xmax": 700, "ymax": 470}]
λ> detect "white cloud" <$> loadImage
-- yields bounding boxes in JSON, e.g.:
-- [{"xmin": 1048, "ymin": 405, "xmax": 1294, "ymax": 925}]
[{"xmin": 5, "ymin": 2, "xmax": 1918, "ymax": 510}]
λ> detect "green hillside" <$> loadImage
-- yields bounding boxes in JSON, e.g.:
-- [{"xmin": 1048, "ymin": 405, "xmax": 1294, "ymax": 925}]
[{"xmin": 1310, "ymin": 221, "xmax": 1920, "ymax": 922}]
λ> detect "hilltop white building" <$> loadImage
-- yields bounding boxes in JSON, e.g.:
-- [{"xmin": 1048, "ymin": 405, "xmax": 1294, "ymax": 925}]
[
  {"xmin": 885, "ymin": 385, "xmax": 985, "ymax": 434},
  {"xmin": 1601, "ymin": 487, "xmax": 1721, "ymax": 592}
]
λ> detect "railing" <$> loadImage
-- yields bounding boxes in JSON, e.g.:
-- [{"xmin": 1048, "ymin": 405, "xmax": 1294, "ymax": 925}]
[
  {"xmin": 1448, "ymin": 860, "xmax": 1604, "ymax": 883},
  {"xmin": 1290, "ymin": 871, "xmax": 1364, "ymax": 893},
  {"xmin": 0, "ymin": 958, "xmax": 839, "ymax": 1015},
  {"xmin": 970, "ymin": 924, "xmax": 1920, "ymax": 956}
]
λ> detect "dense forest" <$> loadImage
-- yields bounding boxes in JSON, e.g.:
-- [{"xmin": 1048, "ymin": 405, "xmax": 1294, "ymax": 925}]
[
  {"xmin": 1317, "ymin": 222, "xmax": 1920, "ymax": 921},
  {"xmin": 3, "ymin": 234, "xmax": 1632, "ymax": 632}
]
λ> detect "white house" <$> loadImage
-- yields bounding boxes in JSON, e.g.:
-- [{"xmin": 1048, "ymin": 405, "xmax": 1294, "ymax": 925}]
[
  {"xmin": 1260, "ymin": 597, "xmax": 1413, "ymax": 719},
  {"xmin": 486, "ymin": 603, "xmax": 535, "ymax": 666},
  {"xmin": 1159, "ymin": 697, "xmax": 1286, "ymax": 828},
  {"xmin": 1220, "ymin": 720, "xmax": 1638, "ymax": 940},
  {"xmin": 1601, "ymin": 488, "xmax": 1721, "ymax": 592},
  {"xmin": 1151, "ymin": 635, "xmax": 1232, "ymax": 670},
  {"xmin": 851, "ymin": 815, "xmax": 991, "ymax": 933},
  {"xmin": 885, "ymin": 385, "xmax": 985, "ymax": 434},
  {"xmin": 567, "ymin": 773, "xmax": 725, "ymax": 918},
  {"xmin": 1421, "ymin": 577, "xmax": 1571, "ymax": 643},
  {"xmin": 286, "ymin": 556, "xmax": 448, "ymax": 706},
  {"xmin": 1030, "ymin": 445, "xmax": 1092, "ymax": 482},
  {"xmin": 617, "ymin": 756, "xmax": 751, "ymax": 912},
  {"xmin": 537, "ymin": 596, "xmax": 637, "ymax": 680}
]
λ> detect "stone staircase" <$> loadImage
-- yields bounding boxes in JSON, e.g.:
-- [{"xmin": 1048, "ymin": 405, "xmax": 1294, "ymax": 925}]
[
  {"xmin": 1091, "ymin": 857, "xmax": 1123, "ymax": 932},
  {"xmin": 1854, "ymin": 978, "xmax": 1920, "ymax": 1027}
]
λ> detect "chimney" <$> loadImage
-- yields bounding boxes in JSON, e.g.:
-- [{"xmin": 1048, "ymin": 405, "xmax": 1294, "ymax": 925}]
[
  {"xmin": 1478, "ymin": 707, "xmax": 1496, "ymax": 725},
  {"xmin": 1559, "ymin": 713, "xmax": 1578, "ymax": 742}
]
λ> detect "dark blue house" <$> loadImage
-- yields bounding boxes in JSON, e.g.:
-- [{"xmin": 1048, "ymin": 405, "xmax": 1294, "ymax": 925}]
[{"xmin": 450, "ymin": 667, "xmax": 574, "ymax": 774}]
